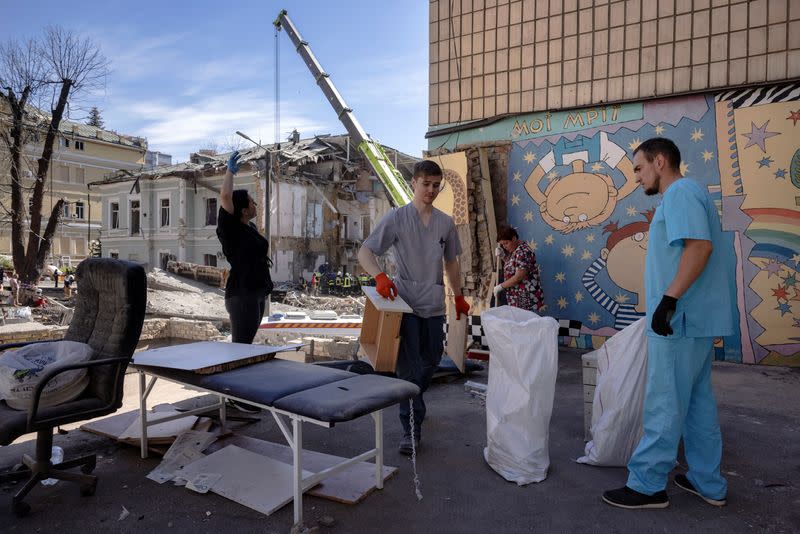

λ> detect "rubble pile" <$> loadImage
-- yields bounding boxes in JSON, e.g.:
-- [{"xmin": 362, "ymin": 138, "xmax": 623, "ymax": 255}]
[{"xmin": 277, "ymin": 291, "xmax": 365, "ymax": 316}]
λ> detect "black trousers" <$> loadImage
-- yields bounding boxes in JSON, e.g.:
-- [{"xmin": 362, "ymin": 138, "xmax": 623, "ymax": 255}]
[{"xmin": 225, "ymin": 295, "xmax": 266, "ymax": 343}]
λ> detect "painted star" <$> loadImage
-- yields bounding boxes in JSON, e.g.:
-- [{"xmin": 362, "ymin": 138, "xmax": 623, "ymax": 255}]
[
  {"xmin": 741, "ymin": 121, "xmax": 780, "ymax": 152},
  {"xmin": 539, "ymin": 304, "xmax": 548, "ymax": 312},
  {"xmin": 628, "ymin": 138, "xmax": 642, "ymax": 151},
  {"xmin": 512, "ymin": 171, "xmax": 522, "ymax": 182},
  {"xmin": 524, "ymin": 210, "xmax": 534, "ymax": 221},
  {"xmin": 654, "ymin": 124, "xmax": 665, "ymax": 135},
  {"xmin": 757, "ymin": 156, "xmax": 773, "ymax": 168},
  {"xmin": 581, "ymin": 250, "xmax": 593, "ymax": 260},
  {"xmin": 792, "ymin": 254, "xmax": 800, "ymax": 267},
  {"xmin": 680, "ymin": 161, "xmax": 690, "ymax": 176},
  {"xmin": 561, "ymin": 244, "xmax": 575, "ymax": 257},
  {"xmin": 523, "ymin": 151, "xmax": 537, "ymax": 164},
  {"xmin": 591, "ymin": 162, "xmax": 603, "ymax": 172},
  {"xmin": 546, "ymin": 170, "xmax": 559, "ymax": 182},
  {"xmin": 614, "ymin": 292, "xmax": 630, "ymax": 303},
  {"xmin": 772, "ymin": 285, "xmax": 789, "ymax": 300},
  {"xmin": 763, "ymin": 259, "xmax": 783, "ymax": 278},
  {"xmin": 545, "ymin": 234, "xmax": 555, "ymax": 245},
  {"xmin": 701, "ymin": 150, "xmax": 714, "ymax": 162},
  {"xmin": 774, "ymin": 168, "xmax": 787, "ymax": 179},
  {"xmin": 690, "ymin": 128, "xmax": 704, "ymax": 142},
  {"xmin": 557, "ymin": 296, "xmax": 568, "ymax": 309},
  {"xmin": 575, "ymin": 291, "xmax": 584, "ymax": 303},
  {"xmin": 588, "ymin": 312, "xmax": 601, "ymax": 325},
  {"xmin": 555, "ymin": 272, "xmax": 566, "ymax": 283},
  {"xmin": 585, "ymin": 234, "xmax": 595, "ymax": 243},
  {"xmin": 787, "ymin": 109, "xmax": 800, "ymax": 126},
  {"xmin": 782, "ymin": 273, "xmax": 797, "ymax": 287},
  {"xmin": 528, "ymin": 239, "xmax": 538, "ymax": 251},
  {"xmin": 775, "ymin": 302, "xmax": 792, "ymax": 316},
  {"xmin": 626, "ymin": 206, "xmax": 639, "ymax": 216},
  {"xmin": 511, "ymin": 194, "xmax": 521, "ymax": 205}
]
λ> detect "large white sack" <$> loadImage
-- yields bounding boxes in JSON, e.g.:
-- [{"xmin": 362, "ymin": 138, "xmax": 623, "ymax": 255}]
[
  {"xmin": 481, "ymin": 306, "xmax": 559, "ymax": 485},
  {"xmin": 0, "ymin": 340, "xmax": 93, "ymax": 410},
  {"xmin": 577, "ymin": 317, "xmax": 647, "ymax": 466}
]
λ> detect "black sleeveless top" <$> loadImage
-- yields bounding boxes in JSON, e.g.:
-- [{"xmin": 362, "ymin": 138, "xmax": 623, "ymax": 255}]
[{"xmin": 216, "ymin": 207, "xmax": 273, "ymax": 298}]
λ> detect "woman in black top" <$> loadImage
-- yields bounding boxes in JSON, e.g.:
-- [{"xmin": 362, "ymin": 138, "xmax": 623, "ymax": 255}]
[{"xmin": 216, "ymin": 151, "xmax": 273, "ymax": 343}]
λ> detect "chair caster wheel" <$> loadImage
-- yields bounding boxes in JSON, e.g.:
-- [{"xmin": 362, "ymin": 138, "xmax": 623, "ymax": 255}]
[
  {"xmin": 12, "ymin": 500, "xmax": 31, "ymax": 517},
  {"xmin": 81, "ymin": 458, "xmax": 96, "ymax": 475},
  {"xmin": 80, "ymin": 479, "xmax": 97, "ymax": 497}
]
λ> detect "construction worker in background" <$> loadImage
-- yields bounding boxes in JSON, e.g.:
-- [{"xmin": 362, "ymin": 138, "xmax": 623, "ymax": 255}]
[
  {"xmin": 342, "ymin": 273, "xmax": 352, "ymax": 295},
  {"xmin": 310, "ymin": 272, "xmax": 318, "ymax": 294},
  {"xmin": 603, "ymin": 138, "xmax": 734, "ymax": 509},
  {"xmin": 358, "ymin": 160, "xmax": 469, "ymax": 456}
]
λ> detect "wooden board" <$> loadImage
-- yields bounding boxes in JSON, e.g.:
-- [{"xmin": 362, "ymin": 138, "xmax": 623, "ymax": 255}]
[
  {"xmin": 118, "ymin": 410, "xmax": 198, "ymax": 441},
  {"xmin": 445, "ymin": 298, "xmax": 469, "ymax": 373},
  {"xmin": 131, "ymin": 341, "xmax": 302, "ymax": 373},
  {"xmin": 206, "ymin": 434, "xmax": 397, "ymax": 504},
  {"xmin": 361, "ymin": 286, "xmax": 412, "ymax": 313},
  {"xmin": 174, "ymin": 445, "xmax": 314, "ymax": 516}
]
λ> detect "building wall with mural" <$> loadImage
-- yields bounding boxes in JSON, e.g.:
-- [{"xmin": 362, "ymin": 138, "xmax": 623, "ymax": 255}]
[{"xmin": 429, "ymin": 81, "xmax": 800, "ymax": 366}]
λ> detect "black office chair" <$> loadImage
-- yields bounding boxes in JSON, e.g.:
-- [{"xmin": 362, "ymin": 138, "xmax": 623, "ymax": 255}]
[{"xmin": 0, "ymin": 258, "xmax": 146, "ymax": 516}]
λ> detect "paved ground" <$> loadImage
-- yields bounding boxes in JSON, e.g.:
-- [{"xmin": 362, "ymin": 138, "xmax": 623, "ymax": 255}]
[{"xmin": 1, "ymin": 347, "xmax": 799, "ymax": 533}]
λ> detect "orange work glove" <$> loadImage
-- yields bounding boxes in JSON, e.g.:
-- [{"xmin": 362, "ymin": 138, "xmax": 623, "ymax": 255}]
[
  {"xmin": 454, "ymin": 295, "xmax": 470, "ymax": 320},
  {"xmin": 374, "ymin": 272, "xmax": 398, "ymax": 300}
]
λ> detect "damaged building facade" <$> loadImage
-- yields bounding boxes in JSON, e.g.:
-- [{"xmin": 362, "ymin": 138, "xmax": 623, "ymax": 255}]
[{"xmin": 88, "ymin": 134, "xmax": 418, "ymax": 282}]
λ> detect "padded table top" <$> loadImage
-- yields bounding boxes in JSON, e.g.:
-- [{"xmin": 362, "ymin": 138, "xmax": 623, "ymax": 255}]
[{"xmin": 132, "ymin": 358, "xmax": 419, "ymax": 423}]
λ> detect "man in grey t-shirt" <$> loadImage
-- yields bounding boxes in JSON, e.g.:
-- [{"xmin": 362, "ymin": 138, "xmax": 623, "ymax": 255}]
[{"xmin": 359, "ymin": 160, "xmax": 469, "ymax": 456}]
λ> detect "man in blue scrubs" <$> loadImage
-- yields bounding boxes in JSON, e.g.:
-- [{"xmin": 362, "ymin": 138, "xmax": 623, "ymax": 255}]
[
  {"xmin": 358, "ymin": 160, "xmax": 469, "ymax": 455},
  {"xmin": 603, "ymin": 138, "xmax": 734, "ymax": 509}
]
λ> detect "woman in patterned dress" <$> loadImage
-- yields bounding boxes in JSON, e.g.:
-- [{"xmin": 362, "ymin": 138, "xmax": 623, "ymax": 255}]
[{"xmin": 493, "ymin": 226, "xmax": 544, "ymax": 312}]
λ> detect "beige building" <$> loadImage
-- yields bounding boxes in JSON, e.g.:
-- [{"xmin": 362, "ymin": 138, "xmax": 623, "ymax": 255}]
[{"xmin": 0, "ymin": 105, "xmax": 146, "ymax": 266}]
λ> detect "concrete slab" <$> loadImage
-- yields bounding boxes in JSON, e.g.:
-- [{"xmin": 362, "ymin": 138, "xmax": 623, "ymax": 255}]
[{"xmin": 1, "ymin": 347, "xmax": 798, "ymax": 532}]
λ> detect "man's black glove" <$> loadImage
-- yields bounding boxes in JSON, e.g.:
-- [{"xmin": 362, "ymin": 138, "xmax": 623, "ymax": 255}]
[{"xmin": 651, "ymin": 295, "xmax": 678, "ymax": 336}]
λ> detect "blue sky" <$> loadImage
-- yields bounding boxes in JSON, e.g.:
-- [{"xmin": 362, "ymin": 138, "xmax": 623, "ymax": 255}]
[{"xmin": 1, "ymin": 1, "xmax": 429, "ymax": 162}]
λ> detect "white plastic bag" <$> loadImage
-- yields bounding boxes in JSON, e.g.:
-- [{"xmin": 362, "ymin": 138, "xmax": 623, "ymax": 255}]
[
  {"xmin": 577, "ymin": 317, "xmax": 648, "ymax": 466},
  {"xmin": 0, "ymin": 340, "xmax": 93, "ymax": 411},
  {"xmin": 481, "ymin": 306, "xmax": 559, "ymax": 485}
]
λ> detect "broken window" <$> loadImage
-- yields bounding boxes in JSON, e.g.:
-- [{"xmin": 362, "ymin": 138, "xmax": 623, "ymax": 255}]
[
  {"xmin": 305, "ymin": 201, "xmax": 322, "ymax": 237},
  {"xmin": 160, "ymin": 198, "xmax": 170, "ymax": 227},
  {"xmin": 130, "ymin": 200, "xmax": 140, "ymax": 235},
  {"xmin": 111, "ymin": 202, "xmax": 119, "ymax": 229},
  {"xmin": 205, "ymin": 198, "xmax": 217, "ymax": 226}
]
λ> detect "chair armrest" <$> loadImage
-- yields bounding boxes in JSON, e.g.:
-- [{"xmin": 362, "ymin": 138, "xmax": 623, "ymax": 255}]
[{"xmin": 26, "ymin": 356, "xmax": 130, "ymax": 429}]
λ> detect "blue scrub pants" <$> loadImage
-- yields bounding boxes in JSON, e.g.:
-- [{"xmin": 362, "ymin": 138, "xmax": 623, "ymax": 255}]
[
  {"xmin": 395, "ymin": 314, "xmax": 445, "ymax": 437},
  {"xmin": 627, "ymin": 336, "xmax": 727, "ymax": 500}
]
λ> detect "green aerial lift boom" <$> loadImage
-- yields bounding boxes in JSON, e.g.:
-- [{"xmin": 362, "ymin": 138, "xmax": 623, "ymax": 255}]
[{"xmin": 274, "ymin": 10, "xmax": 414, "ymax": 207}]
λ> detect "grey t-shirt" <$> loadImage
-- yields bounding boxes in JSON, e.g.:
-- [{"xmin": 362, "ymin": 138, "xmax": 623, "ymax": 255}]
[{"xmin": 363, "ymin": 203, "xmax": 461, "ymax": 317}]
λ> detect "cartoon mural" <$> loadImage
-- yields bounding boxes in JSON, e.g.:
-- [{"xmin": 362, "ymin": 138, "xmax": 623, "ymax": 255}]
[{"xmin": 505, "ymin": 82, "xmax": 800, "ymax": 366}]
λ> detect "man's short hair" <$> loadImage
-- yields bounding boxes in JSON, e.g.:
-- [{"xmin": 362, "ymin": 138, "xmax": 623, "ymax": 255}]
[
  {"xmin": 633, "ymin": 137, "xmax": 682, "ymax": 172},
  {"xmin": 413, "ymin": 160, "xmax": 443, "ymax": 178}
]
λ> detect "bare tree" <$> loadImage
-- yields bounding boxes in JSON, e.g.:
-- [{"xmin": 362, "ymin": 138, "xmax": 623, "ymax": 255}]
[{"xmin": 0, "ymin": 26, "xmax": 108, "ymax": 285}]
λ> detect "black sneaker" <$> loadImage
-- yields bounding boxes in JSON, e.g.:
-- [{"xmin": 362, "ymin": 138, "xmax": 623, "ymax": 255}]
[
  {"xmin": 674, "ymin": 474, "xmax": 727, "ymax": 506},
  {"xmin": 398, "ymin": 434, "xmax": 420, "ymax": 456},
  {"xmin": 602, "ymin": 486, "xmax": 669, "ymax": 509},
  {"xmin": 226, "ymin": 399, "xmax": 261, "ymax": 414}
]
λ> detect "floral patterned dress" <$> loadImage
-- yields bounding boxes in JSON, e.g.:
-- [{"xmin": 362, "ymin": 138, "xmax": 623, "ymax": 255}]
[{"xmin": 503, "ymin": 241, "xmax": 544, "ymax": 312}]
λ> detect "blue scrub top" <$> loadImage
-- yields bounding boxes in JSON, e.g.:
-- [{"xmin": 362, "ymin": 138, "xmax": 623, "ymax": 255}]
[{"xmin": 645, "ymin": 178, "xmax": 735, "ymax": 338}]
